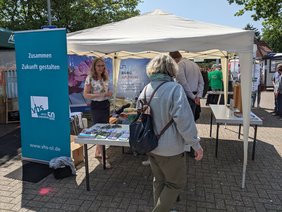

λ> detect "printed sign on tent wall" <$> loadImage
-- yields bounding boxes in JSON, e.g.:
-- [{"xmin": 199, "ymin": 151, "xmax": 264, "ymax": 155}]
[
  {"xmin": 15, "ymin": 29, "xmax": 70, "ymax": 163},
  {"xmin": 117, "ymin": 58, "xmax": 150, "ymax": 100}
]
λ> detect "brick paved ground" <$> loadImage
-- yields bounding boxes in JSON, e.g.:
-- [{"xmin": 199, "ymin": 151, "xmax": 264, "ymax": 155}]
[{"xmin": 0, "ymin": 91, "xmax": 281, "ymax": 212}]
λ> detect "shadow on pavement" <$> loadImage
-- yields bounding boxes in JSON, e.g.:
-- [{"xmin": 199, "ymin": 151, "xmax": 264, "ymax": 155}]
[{"xmin": 0, "ymin": 127, "xmax": 21, "ymax": 166}]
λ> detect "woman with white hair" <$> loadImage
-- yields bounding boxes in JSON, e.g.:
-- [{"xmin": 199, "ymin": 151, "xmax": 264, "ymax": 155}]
[{"xmin": 137, "ymin": 54, "xmax": 203, "ymax": 212}]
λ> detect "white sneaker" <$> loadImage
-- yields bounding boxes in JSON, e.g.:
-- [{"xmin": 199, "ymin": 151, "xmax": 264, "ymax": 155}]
[{"xmin": 142, "ymin": 159, "xmax": 150, "ymax": 166}]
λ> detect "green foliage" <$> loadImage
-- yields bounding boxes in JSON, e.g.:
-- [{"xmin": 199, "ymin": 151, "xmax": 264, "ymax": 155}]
[
  {"xmin": 0, "ymin": 0, "xmax": 141, "ymax": 32},
  {"xmin": 227, "ymin": 0, "xmax": 281, "ymax": 22},
  {"xmin": 262, "ymin": 19, "xmax": 282, "ymax": 52},
  {"xmin": 227, "ymin": 0, "xmax": 282, "ymax": 52}
]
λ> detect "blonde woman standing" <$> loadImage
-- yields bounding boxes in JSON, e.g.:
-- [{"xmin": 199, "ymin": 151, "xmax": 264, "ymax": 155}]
[
  {"xmin": 83, "ymin": 58, "xmax": 112, "ymax": 168},
  {"xmin": 137, "ymin": 54, "xmax": 203, "ymax": 211}
]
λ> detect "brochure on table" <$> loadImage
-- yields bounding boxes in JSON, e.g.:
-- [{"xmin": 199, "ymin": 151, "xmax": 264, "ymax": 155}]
[{"xmin": 78, "ymin": 124, "xmax": 129, "ymax": 142}]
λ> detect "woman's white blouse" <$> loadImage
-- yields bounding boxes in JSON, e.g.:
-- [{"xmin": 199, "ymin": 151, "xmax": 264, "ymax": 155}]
[{"xmin": 85, "ymin": 75, "xmax": 109, "ymax": 101}]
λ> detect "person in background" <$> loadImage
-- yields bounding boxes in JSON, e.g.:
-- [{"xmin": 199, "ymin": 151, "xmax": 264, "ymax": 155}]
[
  {"xmin": 137, "ymin": 54, "xmax": 203, "ymax": 212},
  {"xmin": 200, "ymin": 66, "xmax": 209, "ymax": 98},
  {"xmin": 251, "ymin": 63, "xmax": 262, "ymax": 108},
  {"xmin": 272, "ymin": 65, "xmax": 281, "ymax": 115},
  {"xmin": 83, "ymin": 58, "xmax": 112, "ymax": 168},
  {"xmin": 169, "ymin": 51, "xmax": 204, "ymax": 158},
  {"xmin": 274, "ymin": 64, "xmax": 282, "ymax": 119},
  {"xmin": 169, "ymin": 51, "xmax": 204, "ymax": 120},
  {"xmin": 207, "ymin": 64, "xmax": 223, "ymax": 104}
]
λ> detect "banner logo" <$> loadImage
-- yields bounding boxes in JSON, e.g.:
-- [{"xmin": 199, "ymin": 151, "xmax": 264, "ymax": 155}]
[
  {"xmin": 8, "ymin": 33, "xmax": 14, "ymax": 44},
  {"xmin": 30, "ymin": 96, "xmax": 55, "ymax": 120}
]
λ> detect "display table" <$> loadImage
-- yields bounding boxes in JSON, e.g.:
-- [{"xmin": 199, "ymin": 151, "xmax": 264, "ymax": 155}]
[
  {"xmin": 209, "ymin": 105, "xmax": 263, "ymax": 160},
  {"xmin": 206, "ymin": 91, "xmax": 233, "ymax": 105},
  {"xmin": 75, "ymin": 123, "xmax": 129, "ymax": 191}
]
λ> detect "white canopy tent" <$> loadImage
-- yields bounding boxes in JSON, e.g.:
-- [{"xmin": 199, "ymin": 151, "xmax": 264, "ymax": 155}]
[{"xmin": 67, "ymin": 10, "xmax": 254, "ymax": 188}]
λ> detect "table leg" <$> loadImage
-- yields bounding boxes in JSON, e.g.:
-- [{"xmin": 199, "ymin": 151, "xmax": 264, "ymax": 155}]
[
  {"xmin": 217, "ymin": 94, "xmax": 221, "ymax": 104},
  {"xmin": 215, "ymin": 123, "xmax": 220, "ymax": 158},
  {"xmin": 83, "ymin": 144, "xmax": 90, "ymax": 191},
  {"xmin": 252, "ymin": 125, "xmax": 258, "ymax": 160},
  {"xmin": 210, "ymin": 111, "xmax": 213, "ymax": 137},
  {"xmin": 238, "ymin": 124, "xmax": 241, "ymax": 139},
  {"xmin": 102, "ymin": 145, "xmax": 106, "ymax": 170}
]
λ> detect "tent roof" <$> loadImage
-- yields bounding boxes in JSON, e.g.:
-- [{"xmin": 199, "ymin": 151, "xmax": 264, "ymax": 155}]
[{"xmin": 67, "ymin": 10, "xmax": 254, "ymax": 57}]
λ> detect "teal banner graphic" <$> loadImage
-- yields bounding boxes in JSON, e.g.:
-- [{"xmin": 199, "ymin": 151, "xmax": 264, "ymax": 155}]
[{"xmin": 15, "ymin": 29, "xmax": 70, "ymax": 162}]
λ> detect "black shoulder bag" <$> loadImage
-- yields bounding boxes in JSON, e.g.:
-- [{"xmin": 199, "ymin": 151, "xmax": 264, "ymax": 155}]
[{"xmin": 129, "ymin": 81, "xmax": 173, "ymax": 154}]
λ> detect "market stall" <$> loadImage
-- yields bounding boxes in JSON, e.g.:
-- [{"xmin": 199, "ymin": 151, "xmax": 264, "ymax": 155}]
[{"xmin": 67, "ymin": 10, "xmax": 254, "ymax": 188}]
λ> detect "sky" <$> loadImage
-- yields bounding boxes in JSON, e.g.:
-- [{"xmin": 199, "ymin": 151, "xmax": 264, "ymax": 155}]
[{"xmin": 137, "ymin": 0, "xmax": 263, "ymax": 32}]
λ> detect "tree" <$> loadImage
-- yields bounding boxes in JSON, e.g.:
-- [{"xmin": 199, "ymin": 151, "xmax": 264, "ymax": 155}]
[
  {"xmin": 227, "ymin": 0, "xmax": 282, "ymax": 52},
  {"xmin": 261, "ymin": 20, "xmax": 282, "ymax": 52},
  {"xmin": 244, "ymin": 24, "xmax": 261, "ymax": 41},
  {"xmin": 227, "ymin": 0, "xmax": 281, "ymax": 22},
  {"xmin": 0, "ymin": 0, "xmax": 141, "ymax": 32}
]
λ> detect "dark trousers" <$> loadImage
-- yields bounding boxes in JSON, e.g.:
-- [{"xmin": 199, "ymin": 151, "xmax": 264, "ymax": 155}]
[
  {"xmin": 149, "ymin": 153, "xmax": 186, "ymax": 212},
  {"xmin": 187, "ymin": 96, "xmax": 201, "ymax": 122},
  {"xmin": 188, "ymin": 91, "xmax": 202, "ymax": 121},
  {"xmin": 187, "ymin": 97, "xmax": 196, "ymax": 117},
  {"xmin": 251, "ymin": 90, "xmax": 261, "ymax": 107},
  {"xmin": 277, "ymin": 93, "xmax": 282, "ymax": 116},
  {"xmin": 187, "ymin": 93, "xmax": 200, "ymax": 157},
  {"xmin": 274, "ymin": 94, "xmax": 278, "ymax": 113},
  {"xmin": 90, "ymin": 100, "xmax": 110, "ymax": 124}
]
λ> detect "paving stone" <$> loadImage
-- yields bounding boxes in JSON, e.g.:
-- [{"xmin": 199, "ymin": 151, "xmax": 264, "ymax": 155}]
[
  {"xmin": 0, "ymin": 191, "xmax": 13, "ymax": 197},
  {"xmin": 61, "ymin": 203, "xmax": 80, "ymax": 211},
  {"xmin": 215, "ymin": 198, "xmax": 226, "ymax": 210},
  {"xmin": 43, "ymin": 202, "xmax": 63, "ymax": 209},
  {"xmin": 225, "ymin": 205, "xmax": 236, "ymax": 211},
  {"xmin": 77, "ymin": 200, "xmax": 92, "ymax": 211},
  {"xmin": 225, "ymin": 199, "xmax": 245, "ymax": 206},
  {"xmin": 0, "ymin": 202, "xmax": 16, "ymax": 210},
  {"xmin": 242, "ymin": 196, "xmax": 254, "ymax": 207},
  {"xmin": 264, "ymin": 203, "xmax": 282, "ymax": 210},
  {"xmin": 0, "ymin": 196, "xmax": 14, "ymax": 203},
  {"xmin": 126, "ymin": 204, "xmax": 138, "ymax": 211}
]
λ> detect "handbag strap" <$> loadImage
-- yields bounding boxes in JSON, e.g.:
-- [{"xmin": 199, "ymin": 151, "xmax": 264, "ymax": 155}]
[
  {"xmin": 143, "ymin": 81, "xmax": 174, "ymax": 139},
  {"xmin": 144, "ymin": 81, "xmax": 168, "ymax": 105},
  {"xmin": 156, "ymin": 118, "xmax": 173, "ymax": 139}
]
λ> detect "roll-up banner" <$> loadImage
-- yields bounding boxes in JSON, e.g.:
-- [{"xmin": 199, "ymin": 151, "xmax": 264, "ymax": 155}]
[{"xmin": 15, "ymin": 29, "xmax": 70, "ymax": 163}]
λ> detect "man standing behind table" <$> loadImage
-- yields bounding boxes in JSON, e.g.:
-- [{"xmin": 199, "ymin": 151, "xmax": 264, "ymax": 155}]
[
  {"xmin": 169, "ymin": 51, "xmax": 204, "ymax": 119},
  {"xmin": 169, "ymin": 51, "xmax": 204, "ymax": 158}
]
